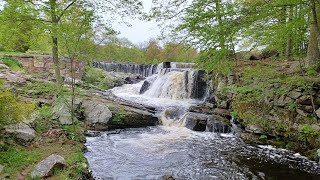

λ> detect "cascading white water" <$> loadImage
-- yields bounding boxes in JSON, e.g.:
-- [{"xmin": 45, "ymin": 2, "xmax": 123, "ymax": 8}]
[
  {"xmin": 86, "ymin": 62, "xmax": 320, "ymax": 180},
  {"xmin": 111, "ymin": 65, "xmax": 208, "ymax": 127}
]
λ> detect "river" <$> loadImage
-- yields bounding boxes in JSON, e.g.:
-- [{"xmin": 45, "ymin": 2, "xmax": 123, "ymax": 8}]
[{"xmin": 85, "ymin": 63, "xmax": 320, "ymax": 179}]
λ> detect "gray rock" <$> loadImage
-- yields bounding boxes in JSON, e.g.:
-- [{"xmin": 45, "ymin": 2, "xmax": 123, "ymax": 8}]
[
  {"xmin": 5, "ymin": 123, "xmax": 36, "ymax": 143},
  {"xmin": 53, "ymin": 102, "xmax": 77, "ymax": 125},
  {"xmin": 316, "ymin": 108, "xmax": 320, "ymax": 118},
  {"xmin": 181, "ymin": 112, "xmax": 209, "ymax": 131},
  {"xmin": 296, "ymin": 109, "xmax": 309, "ymax": 117},
  {"xmin": 162, "ymin": 175, "xmax": 175, "ymax": 180},
  {"xmin": 246, "ymin": 125, "xmax": 264, "ymax": 134},
  {"xmin": 274, "ymin": 95, "xmax": 291, "ymax": 107},
  {"xmin": 139, "ymin": 80, "xmax": 151, "ymax": 94},
  {"xmin": 287, "ymin": 90, "xmax": 302, "ymax": 99},
  {"xmin": 206, "ymin": 115, "xmax": 231, "ymax": 133},
  {"xmin": 82, "ymin": 100, "xmax": 112, "ymax": 129},
  {"xmin": 31, "ymin": 154, "xmax": 66, "ymax": 178},
  {"xmin": 0, "ymin": 64, "xmax": 9, "ymax": 69},
  {"xmin": 301, "ymin": 105, "xmax": 314, "ymax": 113},
  {"xmin": 213, "ymin": 108, "xmax": 231, "ymax": 119},
  {"xmin": 0, "ymin": 164, "xmax": 3, "ymax": 174},
  {"xmin": 217, "ymin": 100, "xmax": 228, "ymax": 109},
  {"xmin": 296, "ymin": 95, "xmax": 312, "ymax": 105}
]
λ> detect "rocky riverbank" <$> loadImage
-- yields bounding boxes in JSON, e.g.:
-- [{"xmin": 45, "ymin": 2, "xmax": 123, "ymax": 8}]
[
  {"xmin": 0, "ymin": 61, "xmax": 158, "ymax": 179},
  {"xmin": 205, "ymin": 60, "xmax": 320, "ymax": 160}
]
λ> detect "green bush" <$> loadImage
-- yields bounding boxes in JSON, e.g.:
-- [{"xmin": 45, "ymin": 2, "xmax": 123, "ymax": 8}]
[
  {"xmin": 111, "ymin": 110, "xmax": 126, "ymax": 124},
  {"xmin": 1, "ymin": 57, "xmax": 23, "ymax": 71},
  {"xmin": 62, "ymin": 123, "xmax": 85, "ymax": 142},
  {"xmin": 0, "ymin": 90, "xmax": 35, "ymax": 127},
  {"xmin": 297, "ymin": 125, "xmax": 319, "ymax": 145},
  {"xmin": 83, "ymin": 67, "xmax": 110, "ymax": 90},
  {"xmin": 34, "ymin": 105, "xmax": 56, "ymax": 133}
]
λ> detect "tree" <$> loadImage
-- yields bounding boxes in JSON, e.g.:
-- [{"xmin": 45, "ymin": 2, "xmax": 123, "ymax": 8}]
[
  {"xmin": 0, "ymin": 1, "xmax": 42, "ymax": 52},
  {"xmin": 2, "ymin": 0, "xmax": 143, "ymax": 83},
  {"xmin": 144, "ymin": 39, "xmax": 163, "ymax": 62},
  {"xmin": 151, "ymin": 0, "xmax": 320, "ymax": 70}
]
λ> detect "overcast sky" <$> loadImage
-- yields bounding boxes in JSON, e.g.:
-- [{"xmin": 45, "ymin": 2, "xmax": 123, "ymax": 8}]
[{"xmin": 112, "ymin": 0, "xmax": 161, "ymax": 45}]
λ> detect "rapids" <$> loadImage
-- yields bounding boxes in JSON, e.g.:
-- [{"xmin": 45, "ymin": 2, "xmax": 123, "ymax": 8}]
[{"xmin": 85, "ymin": 62, "xmax": 320, "ymax": 179}]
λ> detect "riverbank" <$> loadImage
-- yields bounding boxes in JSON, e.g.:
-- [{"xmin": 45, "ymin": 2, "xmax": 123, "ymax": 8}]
[
  {"xmin": 0, "ymin": 57, "xmax": 159, "ymax": 179},
  {"xmin": 207, "ymin": 59, "xmax": 320, "ymax": 160}
]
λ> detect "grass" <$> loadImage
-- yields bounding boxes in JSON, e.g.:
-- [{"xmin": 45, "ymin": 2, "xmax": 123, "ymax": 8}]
[
  {"xmin": 0, "ymin": 51, "xmax": 49, "ymax": 56},
  {"xmin": 0, "ymin": 137, "xmax": 87, "ymax": 179},
  {"xmin": 1, "ymin": 57, "xmax": 24, "ymax": 71}
]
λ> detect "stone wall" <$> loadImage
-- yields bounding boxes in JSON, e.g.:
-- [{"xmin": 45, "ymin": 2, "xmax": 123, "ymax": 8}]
[{"xmin": 5, "ymin": 55, "xmax": 85, "ymax": 78}]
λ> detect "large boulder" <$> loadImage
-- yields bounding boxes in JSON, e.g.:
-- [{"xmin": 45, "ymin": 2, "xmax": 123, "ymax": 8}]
[
  {"xmin": 4, "ymin": 123, "xmax": 35, "ymax": 144},
  {"xmin": 31, "ymin": 154, "xmax": 66, "ymax": 179},
  {"xmin": 206, "ymin": 115, "xmax": 231, "ymax": 133},
  {"xmin": 245, "ymin": 125, "xmax": 264, "ymax": 134},
  {"xmin": 0, "ymin": 63, "xmax": 9, "ymax": 69},
  {"xmin": 53, "ymin": 101, "xmax": 79, "ymax": 125},
  {"xmin": 82, "ymin": 100, "xmax": 112, "ymax": 130},
  {"xmin": 181, "ymin": 112, "xmax": 209, "ymax": 131},
  {"xmin": 108, "ymin": 107, "xmax": 158, "ymax": 129},
  {"xmin": 139, "ymin": 80, "xmax": 152, "ymax": 94},
  {"xmin": 316, "ymin": 108, "xmax": 320, "ymax": 119}
]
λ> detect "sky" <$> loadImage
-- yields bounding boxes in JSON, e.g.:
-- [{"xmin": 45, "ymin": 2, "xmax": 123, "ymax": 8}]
[{"xmin": 112, "ymin": 0, "xmax": 161, "ymax": 45}]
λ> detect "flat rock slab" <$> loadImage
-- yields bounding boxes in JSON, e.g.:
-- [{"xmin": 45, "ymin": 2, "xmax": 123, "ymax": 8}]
[
  {"xmin": 5, "ymin": 123, "xmax": 35, "ymax": 143},
  {"xmin": 31, "ymin": 154, "xmax": 66, "ymax": 179}
]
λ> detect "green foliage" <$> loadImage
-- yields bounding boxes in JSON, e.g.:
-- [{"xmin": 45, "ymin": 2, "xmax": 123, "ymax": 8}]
[
  {"xmin": 287, "ymin": 101, "xmax": 297, "ymax": 111},
  {"xmin": 84, "ymin": 67, "xmax": 110, "ymax": 90},
  {"xmin": 112, "ymin": 110, "xmax": 127, "ymax": 123},
  {"xmin": 62, "ymin": 123, "xmax": 85, "ymax": 142},
  {"xmin": 20, "ymin": 81, "xmax": 57, "ymax": 97},
  {"xmin": 1, "ymin": 57, "xmax": 23, "ymax": 71},
  {"xmin": 259, "ymin": 135, "xmax": 268, "ymax": 140},
  {"xmin": 281, "ymin": 75, "xmax": 319, "ymax": 89},
  {"xmin": 297, "ymin": 125, "xmax": 319, "ymax": 145},
  {"xmin": 0, "ymin": 90, "xmax": 35, "ymax": 128},
  {"xmin": 230, "ymin": 111, "xmax": 239, "ymax": 120},
  {"xmin": 0, "ymin": 147, "xmax": 42, "ymax": 177},
  {"xmin": 34, "ymin": 105, "xmax": 56, "ymax": 133}
]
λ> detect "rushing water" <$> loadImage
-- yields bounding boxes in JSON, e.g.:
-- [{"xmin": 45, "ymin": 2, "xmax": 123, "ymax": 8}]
[{"xmin": 85, "ymin": 63, "xmax": 320, "ymax": 179}]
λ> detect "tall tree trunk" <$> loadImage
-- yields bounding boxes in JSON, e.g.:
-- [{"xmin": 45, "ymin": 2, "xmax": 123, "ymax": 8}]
[
  {"xmin": 50, "ymin": 0, "xmax": 62, "ymax": 84},
  {"xmin": 52, "ymin": 36, "xmax": 62, "ymax": 83},
  {"xmin": 286, "ymin": 6, "xmax": 293, "ymax": 60},
  {"xmin": 307, "ymin": 0, "xmax": 320, "ymax": 67}
]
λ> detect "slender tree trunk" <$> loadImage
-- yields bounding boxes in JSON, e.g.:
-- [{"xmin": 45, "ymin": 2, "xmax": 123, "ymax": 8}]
[
  {"xmin": 286, "ymin": 6, "xmax": 293, "ymax": 60},
  {"xmin": 50, "ymin": 0, "xmax": 62, "ymax": 84},
  {"xmin": 307, "ymin": 0, "xmax": 320, "ymax": 67},
  {"xmin": 52, "ymin": 36, "xmax": 62, "ymax": 83}
]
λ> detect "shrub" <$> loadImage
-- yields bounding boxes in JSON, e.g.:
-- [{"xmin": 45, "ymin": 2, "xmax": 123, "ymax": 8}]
[
  {"xmin": 111, "ymin": 110, "xmax": 126, "ymax": 124},
  {"xmin": 1, "ymin": 57, "xmax": 23, "ymax": 71},
  {"xmin": 0, "ymin": 90, "xmax": 35, "ymax": 127},
  {"xmin": 297, "ymin": 125, "xmax": 319, "ymax": 145},
  {"xmin": 83, "ymin": 67, "xmax": 110, "ymax": 90}
]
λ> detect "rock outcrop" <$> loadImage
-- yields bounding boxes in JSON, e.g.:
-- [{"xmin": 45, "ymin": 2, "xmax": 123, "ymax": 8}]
[
  {"xmin": 82, "ymin": 100, "xmax": 113, "ymax": 130},
  {"xmin": 4, "ymin": 123, "xmax": 36, "ymax": 144},
  {"xmin": 31, "ymin": 154, "xmax": 66, "ymax": 179}
]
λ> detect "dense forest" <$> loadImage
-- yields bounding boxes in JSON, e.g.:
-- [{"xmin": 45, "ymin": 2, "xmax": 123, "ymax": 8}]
[{"xmin": 1, "ymin": 0, "xmax": 320, "ymax": 179}]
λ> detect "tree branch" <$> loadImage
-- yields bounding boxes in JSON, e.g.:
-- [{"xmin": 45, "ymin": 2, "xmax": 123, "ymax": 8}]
[{"xmin": 57, "ymin": 0, "xmax": 77, "ymax": 22}]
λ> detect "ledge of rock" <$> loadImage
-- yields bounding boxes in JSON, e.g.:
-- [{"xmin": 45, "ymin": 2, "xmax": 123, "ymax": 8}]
[
  {"xmin": 31, "ymin": 154, "xmax": 66, "ymax": 179},
  {"xmin": 82, "ymin": 100, "xmax": 113, "ymax": 131},
  {"xmin": 4, "ymin": 123, "xmax": 35, "ymax": 144}
]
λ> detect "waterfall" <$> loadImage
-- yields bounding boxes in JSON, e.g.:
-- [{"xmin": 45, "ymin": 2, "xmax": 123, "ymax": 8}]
[{"xmin": 93, "ymin": 62, "xmax": 158, "ymax": 77}]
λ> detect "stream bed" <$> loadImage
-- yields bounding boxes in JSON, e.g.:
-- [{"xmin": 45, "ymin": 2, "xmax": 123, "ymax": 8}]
[
  {"xmin": 85, "ymin": 126, "xmax": 320, "ymax": 180},
  {"xmin": 85, "ymin": 64, "xmax": 320, "ymax": 179}
]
